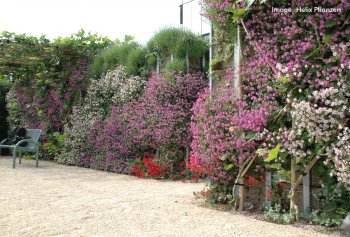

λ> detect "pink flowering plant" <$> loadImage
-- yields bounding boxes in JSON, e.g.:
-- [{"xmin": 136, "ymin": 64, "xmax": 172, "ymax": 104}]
[
  {"xmin": 195, "ymin": 0, "xmax": 350, "ymax": 214},
  {"xmin": 95, "ymin": 72, "xmax": 206, "ymax": 173},
  {"xmin": 59, "ymin": 66, "xmax": 145, "ymax": 168},
  {"xmin": 60, "ymin": 70, "xmax": 206, "ymax": 175},
  {"xmin": 191, "ymin": 88, "xmax": 268, "ymax": 203},
  {"xmin": 3, "ymin": 31, "xmax": 111, "ymax": 158}
]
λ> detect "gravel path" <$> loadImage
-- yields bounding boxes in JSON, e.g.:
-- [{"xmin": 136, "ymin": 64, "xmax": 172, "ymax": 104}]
[{"xmin": 0, "ymin": 156, "xmax": 343, "ymax": 237}]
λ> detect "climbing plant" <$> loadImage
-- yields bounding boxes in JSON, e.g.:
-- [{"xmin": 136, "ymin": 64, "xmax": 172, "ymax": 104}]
[
  {"xmin": 195, "ymin": 0, "xmax": 350, "ymax": 224},
  {"xmin": 0, "ymin": 30, "xmax": 112, "ymax": 158}
]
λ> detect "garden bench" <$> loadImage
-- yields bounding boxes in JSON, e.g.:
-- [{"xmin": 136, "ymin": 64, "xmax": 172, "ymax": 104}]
[{"xmin": 0, "ymin": 129, "xmax": 41, "ymax": 168}]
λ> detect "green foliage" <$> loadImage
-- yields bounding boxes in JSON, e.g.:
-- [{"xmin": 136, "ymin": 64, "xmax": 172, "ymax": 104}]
[
  {"xmin": 1, "ymin": 30, "xmax": 112, "ymax": 152},
  {"xmin": 23, "ymin": 154, "xmax": 35, "ymax": 160},
  {"xmin": 262, "ymin": 203, "xmax": 293, "ymax": 224},
  {"xmin": 302, "ymin": 210, "xmax": 344, "ymax": 228},
  {"xmin": 225, "ymin": 5, "xmax": 246, "ymax": 23},
  {"xmin": 5, "ymin": 86, "xmax": 21, "ymax": 128},
  {"xmin": 224, "ymin": 163, "xmax": 234, "ymax": 171},
  {"xmin": 164, "ymin": 59, "xmax": 186, "ymax": 72},
  {"xmin": 0, "ymin": 30, "xmax": 112, "ymax": 81},
  {"xmin": 53, "ymin": 29, "xmax": 112, "ymax": 56},
  {"xmin": 147, "ymin": 27, "xmax": 208, "ymax": 68},
  {"xmin": 264, "ymin": 144, "xmax": 280, "ymax": 163},
  {"xmin": 0, "ymin": 77, "xmax": 9, "ymax": 141},
  {"xmin": 210, "ymin": 56, "xmax": 224, "ymax": 70},
  {"xmin": 42, "ymin": 132, "xmax": 65, "ymax": 159},
  {"xmin": 300, "ymin": 178, "xmax": 350, "ymax": 227},
  {"xmin": 206, "ymin": 181, "xmax": 236, "ymax": 204},
  {"xmin": 212, "ymin": 28, "xmax": 235, "ymax": 63},
  {"xmin": 89, "ymin": 37, "xmax": 150, "ymax": 79}
]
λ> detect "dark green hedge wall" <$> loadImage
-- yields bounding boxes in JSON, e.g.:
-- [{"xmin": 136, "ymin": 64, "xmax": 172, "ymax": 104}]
[{"xmin": 0, "ymin": 83, "xmax": 9, "ymax": 141}]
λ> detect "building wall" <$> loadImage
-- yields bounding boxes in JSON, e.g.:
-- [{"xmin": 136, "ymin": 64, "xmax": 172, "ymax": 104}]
[{"xmin": 179, "ymin": 0, "xmax": 210, "ymax": 36}]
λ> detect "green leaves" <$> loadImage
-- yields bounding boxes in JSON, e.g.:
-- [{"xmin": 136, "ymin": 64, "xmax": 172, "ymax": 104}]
[
  {"xmin": 225, "ymin": 5, "xmax": 246, "ymax": 23},
  {"xmin": 234, "ymin": 130, "xmax": 245, "ymax": 138},
  {"xmin": 305, "ymin": 46, "xmax": 321, "ymax": 59},
  {"xmin": 269, "ymin": 163, "xmax": 282, "ymax": 169},
  {"xmin": 233, "ymin": 130, "xmax": 257, "ymax": 142},
  {"xmin": 264, "ymin": 144, "xmax": 280, "ymax": 163},
  {"xmin": 278, "ymin": 77, "xmax": 291, "ymax": 84},
  {"xmin": 224, "ymin": 163, "xmax": 234, "ymax": 171},
  {"xmin": 325, "ymin": 21, "xmax": 336, "ymax": 28},
  {"xmin": 322, "ymin": 35, "xmax": 332, "ymax": 44},
  {"xmin": 274, "ymin": 169, "xmax": 291, "ymax": 183},
  {"xmin": 256, "ymin": 148, "xmax": 268, "ymax": 156}
]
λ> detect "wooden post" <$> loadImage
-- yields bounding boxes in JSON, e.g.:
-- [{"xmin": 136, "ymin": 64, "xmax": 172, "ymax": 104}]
[
  {"xmin": 266, "ymin": 172, "xmax": 272, "ymax": 205},
  {"xmin": 156, "ymin": 149, "xmax": 159, "ymax": 158},
  {"xmin": 239, "ymin": 177, "xmax": 245, "ymax": 211},
  {"xmin": 185, "ymin": 147, "xmax": 189, "ymax": 164},
  {"xmin": 303, "ymin": 172, "xmax": 310, "ymax": 212},
  {"xmin": 232, "ymin": 154, "xmax": 258, "ymax": 210}
]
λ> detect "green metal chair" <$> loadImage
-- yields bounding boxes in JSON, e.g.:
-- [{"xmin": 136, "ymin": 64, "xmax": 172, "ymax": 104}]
[{"xmin": 0, "ymin": 129, "xmax": 41, "ymax": 168}]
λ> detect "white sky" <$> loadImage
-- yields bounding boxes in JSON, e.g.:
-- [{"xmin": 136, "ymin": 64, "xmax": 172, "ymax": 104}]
[{"xmin": 0, "ymin": 0, "xmax": 210, "ymax": 45}]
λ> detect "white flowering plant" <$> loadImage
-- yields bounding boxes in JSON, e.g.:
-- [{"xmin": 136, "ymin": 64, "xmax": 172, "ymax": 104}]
[{"xmin": 58, "ymin": 66, "xmax": 145, "ymax": 165}]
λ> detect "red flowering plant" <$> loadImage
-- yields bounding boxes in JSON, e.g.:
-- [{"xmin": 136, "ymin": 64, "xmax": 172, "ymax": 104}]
[
  {"xmin": 130, "ymin": 153, "xmax": 169, "ymax": 179},
  {"xmin": 143, "ymin": 158, "xmax": 167, "ymax": 178},
  {"xmin": 131, "ymin": 163, "xmax": 146, "ymax": 178},
  {"xmin": 247, "ymin": 176, "xmax": 258, "ymax": 186}
]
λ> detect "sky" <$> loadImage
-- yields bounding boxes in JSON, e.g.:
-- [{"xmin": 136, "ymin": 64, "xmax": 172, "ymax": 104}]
[{"xmin": 0, "ymin": 0, "xmax": 210, "ymax": 45}]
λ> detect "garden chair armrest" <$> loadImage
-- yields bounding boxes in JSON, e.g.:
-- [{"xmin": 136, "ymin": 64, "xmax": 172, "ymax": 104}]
[
  {"xmin": 0, "ymin": 139, "xmax": 7, "ymax": 145},
  {"xmin": 14, "ymin": 139, "xmax": 38, "ymax": 149}
]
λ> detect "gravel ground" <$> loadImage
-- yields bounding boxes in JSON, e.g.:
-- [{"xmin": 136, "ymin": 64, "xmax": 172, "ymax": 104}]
[{"xmin": 0, "ymin": 156, "xmax": 344, "ymax": 237}]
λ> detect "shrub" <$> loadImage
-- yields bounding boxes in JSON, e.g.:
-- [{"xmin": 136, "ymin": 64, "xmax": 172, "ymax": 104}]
[
  {"xmin": 59, "ymin": 66, "xmax": 145, "ymax": 166},
  {"xmin": 116, "ymin": 72, "xmax": 207, "ymax": 151},
  {"xmin": 77, "ymin": 71, "xmax": 206, "ymax": 174},
  {"xmin": 190, "ymin": 87, "xmax": 268, "ymax": 203},
  {"xmin": 0, "ymin": 78, "xmax": 9, "ymax": 141},
  {"xmin": 89, "ymin": 37, "xmax": 150, "ymax": 79},
  {"xmin": 195, "ymin": 1, "xmax": 350, "ymax": 212},
  {"xmin": 146, "ymin": 27, "xmax": 208, "ymax": 71},
  {"xmin": 1, "ymin": 30, "xmax": 112, "ymax": 150},
  {"xmin": 262, "ymin": 204, "xmax": 293, "ymax": 225},
  {"xmin": 164, "ymin": 59, "xmax": 186, "ymax": 72}
]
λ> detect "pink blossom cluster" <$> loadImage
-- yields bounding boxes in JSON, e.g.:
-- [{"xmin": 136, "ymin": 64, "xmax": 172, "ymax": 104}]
[
  {"xmin": 196, "ymin": 0, "xmax": 350, "ymax": 192},
  {"xmin": 190, "ymin": 88, "xmax": 268, "ymax": 184}
]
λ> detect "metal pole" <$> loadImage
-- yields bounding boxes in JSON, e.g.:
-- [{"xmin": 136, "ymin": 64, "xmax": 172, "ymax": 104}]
[
  {"xmin": 209, "ymin": 24, "xmax": 213, "ymax": 92},
  {"xmin": 303, "ymin": 173, "xmax": 310, "ymax": 212},
  {"xmin": 186, "ymin": 42, "xmax": 189, "ymax": 74},
  {"xmin": 156, "ymin": 56, "xmax": 160, "ymax": 75},
  {"xmin": 234, "ymin": 21, "xmax": 242, "ymax": 98}
]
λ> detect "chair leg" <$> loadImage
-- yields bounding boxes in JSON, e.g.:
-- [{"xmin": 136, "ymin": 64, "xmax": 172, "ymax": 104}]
[
  {"xmin": 19, "ymin": 150, "xmax": 22, "ymax": 164},
  {"xmin": 36, "ymin": 149, "xmax": 39, "ymax": 168},
  {"xmin": 13, "ymin": 148, "xmax": 16, "ymax": 169}
]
